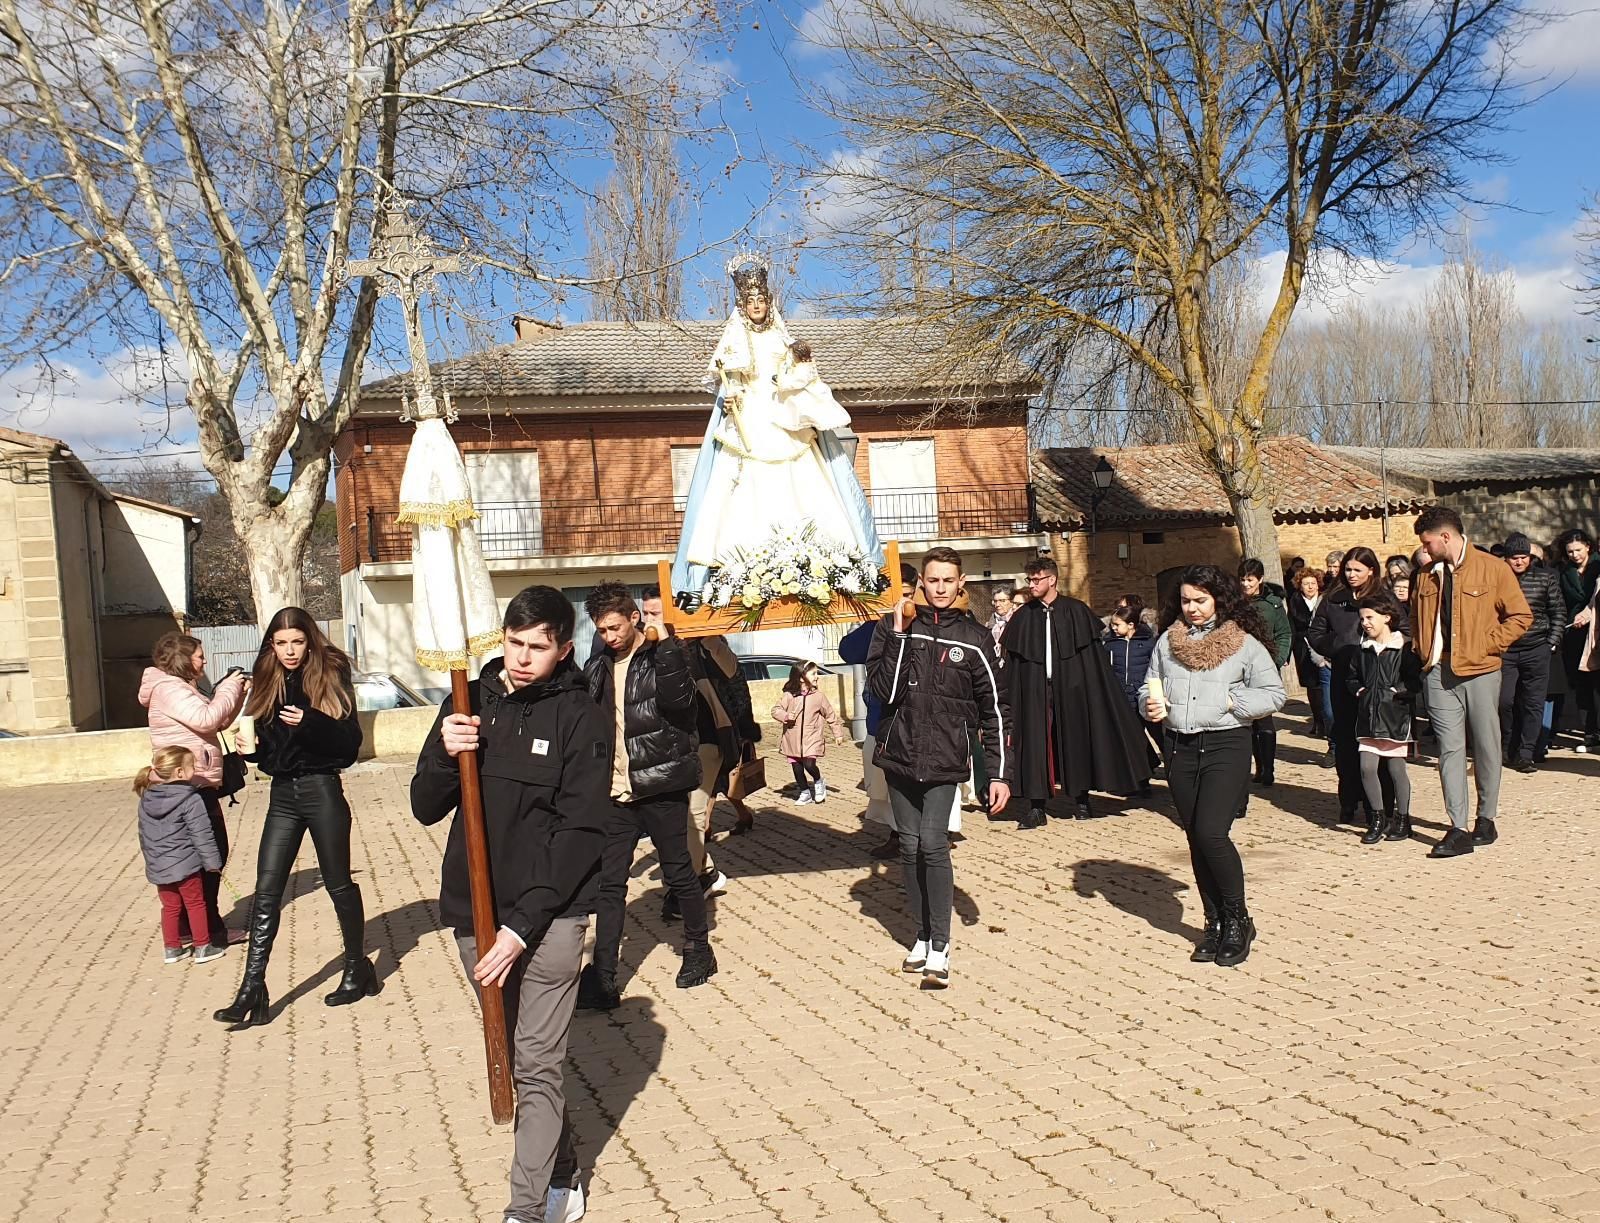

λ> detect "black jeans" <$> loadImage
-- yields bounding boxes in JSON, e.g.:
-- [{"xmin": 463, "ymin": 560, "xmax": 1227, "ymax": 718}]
[
  {"xmin": 592, "ymin": 792, "xmax": 706, "ymax": 980},
  {"xmin": 1164, "ymin": 727, "xmax": 1251, "ymax": 912},
  {"xmin": 886, "ymin": 776, "xmax": 957, "ymax": 946},
  {"xmin": 1499, "ymin": 643, "xmax": 1552, "ymax": 762}
]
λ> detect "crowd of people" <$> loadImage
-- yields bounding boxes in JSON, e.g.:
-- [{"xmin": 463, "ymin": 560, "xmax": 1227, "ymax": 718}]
[{"xmin": 126, "ymin": 505, "xmax": 1599, "ymax": 1223}]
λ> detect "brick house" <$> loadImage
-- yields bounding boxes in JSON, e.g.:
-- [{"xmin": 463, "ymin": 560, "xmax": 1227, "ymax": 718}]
[
  {"xmin": 1031, "ymin": 436, "xmax": 1427, "ymax": 612},
  {"xmin": 0, "ymin": 427, "xmax": 199, "ymax": 733},
  {"xmin": 1327, "ymin": 448, "xmax": 1600, "ymax": 551},
  {"xmin": 337, "ymin": 318, "xmax": 1043, "ymax": 686}
]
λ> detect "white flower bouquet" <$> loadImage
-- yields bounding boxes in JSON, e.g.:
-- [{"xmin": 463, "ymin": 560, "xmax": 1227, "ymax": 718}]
[{"xmin": 701, "ymin": 523, "xmax": 889, "ymax": 624}]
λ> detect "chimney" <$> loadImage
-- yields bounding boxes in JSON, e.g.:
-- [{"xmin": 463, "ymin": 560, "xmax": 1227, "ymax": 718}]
[{"xmin": 513, "ymin": 315, "xmax": 562, "ymax": 343}]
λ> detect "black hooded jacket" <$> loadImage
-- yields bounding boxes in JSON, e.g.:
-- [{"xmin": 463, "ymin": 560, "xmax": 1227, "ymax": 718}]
[
  {"xmin": 583, "ymin": 632, "xmax": 701, "ymax": 798},
  {"xmin": 410, "ymin": 657, "xmax": 610, "ymax": 944},
  {"xmin": 866, "ymin": 603, "xmax": 1011, "ymax": 786}
]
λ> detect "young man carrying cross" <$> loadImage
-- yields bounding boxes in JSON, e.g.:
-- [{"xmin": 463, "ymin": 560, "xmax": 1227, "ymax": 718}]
[{"xmin": 410, "ymin": 586, "xmax": 609, "ymax": 1223}]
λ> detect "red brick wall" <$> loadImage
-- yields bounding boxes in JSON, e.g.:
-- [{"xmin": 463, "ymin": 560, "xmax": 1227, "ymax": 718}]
[{"xmin": 337, "ymin": 405, "xmax": 1029, "ymax": 572}]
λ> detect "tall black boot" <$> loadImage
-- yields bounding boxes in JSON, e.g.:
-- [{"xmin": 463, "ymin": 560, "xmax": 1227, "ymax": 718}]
[
  {"xmin": 1258, "ymin": 731, "xmax": 1276, "ymax": 785},
  {"xmin": 1214, "ymin": 900, "xmax": 1256, "ymax": 968},
  {"xmin": 325, "ymin": 883, "xmax": 378, "ymax": 1006},
  {"xmin": 214, "ymin": 893, "xmax": 278, "ymax": 1026}
]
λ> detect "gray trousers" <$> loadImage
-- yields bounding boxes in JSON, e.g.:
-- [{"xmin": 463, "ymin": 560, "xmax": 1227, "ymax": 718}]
[
  {"xmin": 1425, "ymin": 663, "xmax": 1503, "ymax": 831},
  {"xmin": 456, "ymin": 916, "xmax": 588, "ymax": 1221}
]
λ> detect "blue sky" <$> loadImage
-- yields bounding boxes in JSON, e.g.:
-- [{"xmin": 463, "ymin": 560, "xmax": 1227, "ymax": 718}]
[{"xmin": 5, "ymin": 0, "xmax": 1597, "ymax": 469}]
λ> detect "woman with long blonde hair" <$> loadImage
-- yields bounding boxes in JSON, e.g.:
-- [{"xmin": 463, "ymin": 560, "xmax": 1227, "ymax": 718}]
[{"xmin": 214, "ymin": 608, "xmax": 368, "ymax": 1028}]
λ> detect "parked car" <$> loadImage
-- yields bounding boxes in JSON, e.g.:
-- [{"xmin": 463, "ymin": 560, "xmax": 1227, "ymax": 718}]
[
  {"xmin": 736, "ymin": 656, "xmax": 836, "ymax": 683},
  {"xmin": 351, "ymin": 671, "xmax": 435, "ymax": 712},
  {"xmin": 0, "ymin": 728, "xmax": 18, "ymax": 739}
]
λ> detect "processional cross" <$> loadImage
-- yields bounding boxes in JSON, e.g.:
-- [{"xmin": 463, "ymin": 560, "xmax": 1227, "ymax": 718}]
[
  {"xmin": 345, "ymin": 197, "xmax": 515, "ymax": 1124},
  {"xmin": 345, "ymin": 196, "xmax": 463, "ymax": 421}
]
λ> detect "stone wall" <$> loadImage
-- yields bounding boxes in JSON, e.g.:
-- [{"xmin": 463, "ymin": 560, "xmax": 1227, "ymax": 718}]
[
  {"xmin": 1439, "ymin": 478, "xmax": 1600, "ymax": 552},
  {"xmin": 0, "ymin": 440, "xmax": 72, "ymax": 732},
  {"xmin": 1051, "ymin": 512, "xmax": 1406, "ymax": 613}
]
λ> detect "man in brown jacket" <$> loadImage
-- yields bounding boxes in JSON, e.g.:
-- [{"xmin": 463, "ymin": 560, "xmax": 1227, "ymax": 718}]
[{"xmin": 1411, "ymin": 506, "xmax": 1533, "ymax": 858}]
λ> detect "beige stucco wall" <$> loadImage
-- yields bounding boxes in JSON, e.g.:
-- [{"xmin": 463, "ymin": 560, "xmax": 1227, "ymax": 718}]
[
  {"xmin": 102, "ymin": 500, "xmax": 189, "ymax": 614},
  {"xmin": 50, "ymin": 469, "xmax": 106, "ymax": 730}
]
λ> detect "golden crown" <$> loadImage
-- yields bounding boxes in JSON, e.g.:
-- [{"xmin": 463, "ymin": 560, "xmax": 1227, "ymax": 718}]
[{"xmin": 725, "ymin": 247, "xmax": 771, "ymax": 295}]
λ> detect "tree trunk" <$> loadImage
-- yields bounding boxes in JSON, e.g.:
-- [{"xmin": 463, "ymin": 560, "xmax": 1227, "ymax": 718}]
[
  {"xmin": 1229, "ymin": 491, "xmax": 1284, "ymax": 588},
  {"xmin": 241, "ymin": 514, "xmax": 309, "ymax": 626}
]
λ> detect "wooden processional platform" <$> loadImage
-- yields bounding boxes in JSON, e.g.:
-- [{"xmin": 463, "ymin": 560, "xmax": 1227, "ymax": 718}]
[{"xmin": 658, "ymin": 541, "xmax": 902, "ymax": 639}]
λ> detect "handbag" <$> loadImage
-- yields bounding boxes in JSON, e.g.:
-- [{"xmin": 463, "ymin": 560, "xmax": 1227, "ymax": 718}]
[
  {"xmin": 727, "ymin": 752, "xmax": 766, "ymax": 800},
  {"xmin": 219, "ymin": 750, "xmax": 248, "ymax": 803}
]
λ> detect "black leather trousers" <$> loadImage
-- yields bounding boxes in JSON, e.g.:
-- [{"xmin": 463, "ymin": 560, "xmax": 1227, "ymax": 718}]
[{"xmin": 237, "ymin": 774, "xmax": 365, "ymax": 988}]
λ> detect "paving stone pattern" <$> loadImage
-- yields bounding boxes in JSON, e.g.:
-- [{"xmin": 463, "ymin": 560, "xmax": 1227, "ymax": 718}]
[{"xmin": 3, "ymin": 727, "xmax": 1600, "ymax": 1222}]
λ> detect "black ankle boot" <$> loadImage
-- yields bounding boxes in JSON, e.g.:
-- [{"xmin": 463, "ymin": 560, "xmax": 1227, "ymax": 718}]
[
  {"xmin": 576, "ymin": 964, "xmax": 620, "ymax": 1011},
  {"xmin": 676, "ymin": 941, "xmax": 718, "ymax": 989},
  {"xmin": 214, "ymin": 894, "xmax": 278, "ymax": 1026},
  {"xmin": 1190, "ymin": 901, "xmax": 1221, "ymax": 963},
  {"xmin": 1361, "ymin": 805, "xmax": 1386, "ymax": 845},
  {"xmin": 325, "ymin": 884, "xmax": 378, "ymax": 1006},
  {"xmin": 1214, "ymin": 901, "xmax": 1255, "ymax": 967},
  {"xmin": 1385, "ymin": 811, "xmax": 1411, "ymax": 841}
]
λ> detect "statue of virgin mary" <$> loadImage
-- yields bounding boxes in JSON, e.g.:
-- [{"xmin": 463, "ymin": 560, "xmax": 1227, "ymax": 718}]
[{"xmin": 671, "ymin": 254, "xmax": 883, "ymax": 601}]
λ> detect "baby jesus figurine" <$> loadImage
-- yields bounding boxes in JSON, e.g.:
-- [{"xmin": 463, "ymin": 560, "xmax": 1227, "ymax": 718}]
[{"xmin": 773, "ymin": 338, "xmax": 850, "ymax": 434}]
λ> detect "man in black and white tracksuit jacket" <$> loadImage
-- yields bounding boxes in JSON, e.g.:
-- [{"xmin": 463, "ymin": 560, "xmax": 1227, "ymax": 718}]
[{"xmin": 866, "ymin": 546, "xmax": 1012, "ymax": 988}]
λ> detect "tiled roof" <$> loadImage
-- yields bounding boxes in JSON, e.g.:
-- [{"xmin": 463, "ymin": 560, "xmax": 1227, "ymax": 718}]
[
  {"xmin": 1329, "ymin": 447, "xmax": 1600, "ymax": 484},
  {"xmin": 1033, "ymin": 435, "xmax": 1427, "ymax": 528},
  {"xmin": 357, "ymin": 318, "xmax": 1040, "ymax": 409}
]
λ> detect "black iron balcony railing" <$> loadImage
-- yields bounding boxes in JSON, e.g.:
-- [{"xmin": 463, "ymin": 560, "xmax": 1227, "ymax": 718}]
[{"xmin": 365, "ymin": 483, "xmax": 1036, "ymax": 564}]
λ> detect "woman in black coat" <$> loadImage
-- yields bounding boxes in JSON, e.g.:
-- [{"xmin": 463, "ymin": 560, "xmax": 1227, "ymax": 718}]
[
  {"xmin": 1287, "ymin": 569, "xmax": 1330, "ymax": 740},
  {"xmin": 1555, "ymin": 530, "xmax": 1600, "ymax": 749},
  {"xmin": 1308, "ymin": 548, "xmax": 1406, "ymax": 824}
]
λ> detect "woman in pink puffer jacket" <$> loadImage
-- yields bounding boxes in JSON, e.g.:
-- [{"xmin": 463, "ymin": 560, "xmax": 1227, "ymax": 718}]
[{"xmin": 139, "ymin": 632, "xmax": 248, "ymax": 946}]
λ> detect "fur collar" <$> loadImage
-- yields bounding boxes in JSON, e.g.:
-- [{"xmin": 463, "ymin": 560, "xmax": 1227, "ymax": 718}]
[
  {"xmin": 1165, "ymin": 619, "xmax": 1247, "ymax": 671},
  {"xmin": 1361, "ymin": 632, "xmax": 1404, "ymax": 653}
]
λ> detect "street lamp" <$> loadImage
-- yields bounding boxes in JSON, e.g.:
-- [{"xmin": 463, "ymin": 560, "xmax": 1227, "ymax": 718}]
[{"xmin": 1089, "ymin": 455, "xmax": 1116, "ymax": 537}]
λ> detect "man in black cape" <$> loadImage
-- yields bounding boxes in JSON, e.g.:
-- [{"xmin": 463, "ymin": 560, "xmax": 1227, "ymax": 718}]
[{"xmin": 1002, "ymin": 557, "xmax": 1152, "ymax": 827}]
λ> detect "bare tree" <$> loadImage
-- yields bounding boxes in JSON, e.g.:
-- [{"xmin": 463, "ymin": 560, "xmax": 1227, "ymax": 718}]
[
  {"xmin": 585, "ymin": 89, "xmax": 687, "ymax": 321},
  {"xmin": 0, "ymin": 0, "xmax": 727, "ymax": 621},
  {"xmin": 1421, "ymin": 245, "xmax": 1521, "ymax": 447},
  {"xmin": 1580, "ymin": 190, "xmax": 1600, "ymax": 327},
  {"xmin": 809, "ymin": 0, "xmax": 1535, "ymax": 581}
]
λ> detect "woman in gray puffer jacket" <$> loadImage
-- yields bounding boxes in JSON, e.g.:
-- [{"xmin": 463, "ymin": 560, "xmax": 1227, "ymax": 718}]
[{"xmin": 1140, "ymin": 565, "xmax": 1285, "ymax": 969}]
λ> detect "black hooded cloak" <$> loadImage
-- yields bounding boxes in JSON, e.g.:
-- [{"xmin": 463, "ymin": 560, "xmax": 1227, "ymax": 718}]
[{"xmin": 1001, "ymin": 594, "xmax": 1151, "ymax": 800}]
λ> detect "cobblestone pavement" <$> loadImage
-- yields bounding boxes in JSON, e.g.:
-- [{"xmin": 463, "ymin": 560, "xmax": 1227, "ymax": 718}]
[{"xmin": 5, "ymin": 722, "xmax": 1600, "ymax": 1223}]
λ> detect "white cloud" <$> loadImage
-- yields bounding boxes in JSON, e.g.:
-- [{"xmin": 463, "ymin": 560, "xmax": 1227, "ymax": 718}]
[
  {"xmin": 1505, "ymin": 0, "xmax": 1600, "ymax": 82},
  {"xmin": 1252, "ymin": 249, "xmax": 1588, "ymax": 325},
  {"xmin": 0, "ymin": 348, "xmax": 196, "ymax": 457}
]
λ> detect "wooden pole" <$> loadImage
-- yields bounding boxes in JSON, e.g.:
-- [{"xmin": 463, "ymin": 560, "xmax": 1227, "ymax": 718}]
[{"xmin": 451, "ymin": 667, "xmax": 516, "ymax": 1126}]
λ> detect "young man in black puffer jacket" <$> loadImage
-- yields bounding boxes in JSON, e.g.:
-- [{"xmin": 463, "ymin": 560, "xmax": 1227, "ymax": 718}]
[
  {"xmin": 410, "ymin": 585, "xmax": 610, "ymax": 1223},
  {"xmin": 1501, "ymin": 533, "xmax": 1565, "ymax": 772},
  {"xmin": 867, "ymin": 546, "xmax": 1013, "ymax": 989},
  {"xmin": 579, "ymin": 581, "xmax": 715, "ymax": 1007}
]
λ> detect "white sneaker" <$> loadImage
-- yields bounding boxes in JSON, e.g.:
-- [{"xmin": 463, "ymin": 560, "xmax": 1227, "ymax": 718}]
[
  {"xmin": 544, "ymin": 1183, "xmax": 586, "ymax": 1223},
  {"xmin": 700, "ymin": 869, "xmax": 729, "ymax": 897},
  {"xmin": 812, "ymin": 779, "xmax": 827, "ymax": 803},
  {"xmin": 902, "ymin": 939, "xmax": 929, "ymax": 972},
  {"xmin": 796, "ymin": 789, "xmax": 814, "ymax": 805},
  {"xmin": 922, "ymin": 945, "xmax": 950, "ymax": 988}
]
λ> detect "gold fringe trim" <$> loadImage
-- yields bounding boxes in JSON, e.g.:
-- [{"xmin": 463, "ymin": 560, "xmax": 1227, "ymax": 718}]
[
  {"xmin": 414, "ymin": 629, "xmax": 502, "ymax": 672},
  {"xmin": 396, "ymin": 498, "xmax": 478, "ymax": 527}
]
